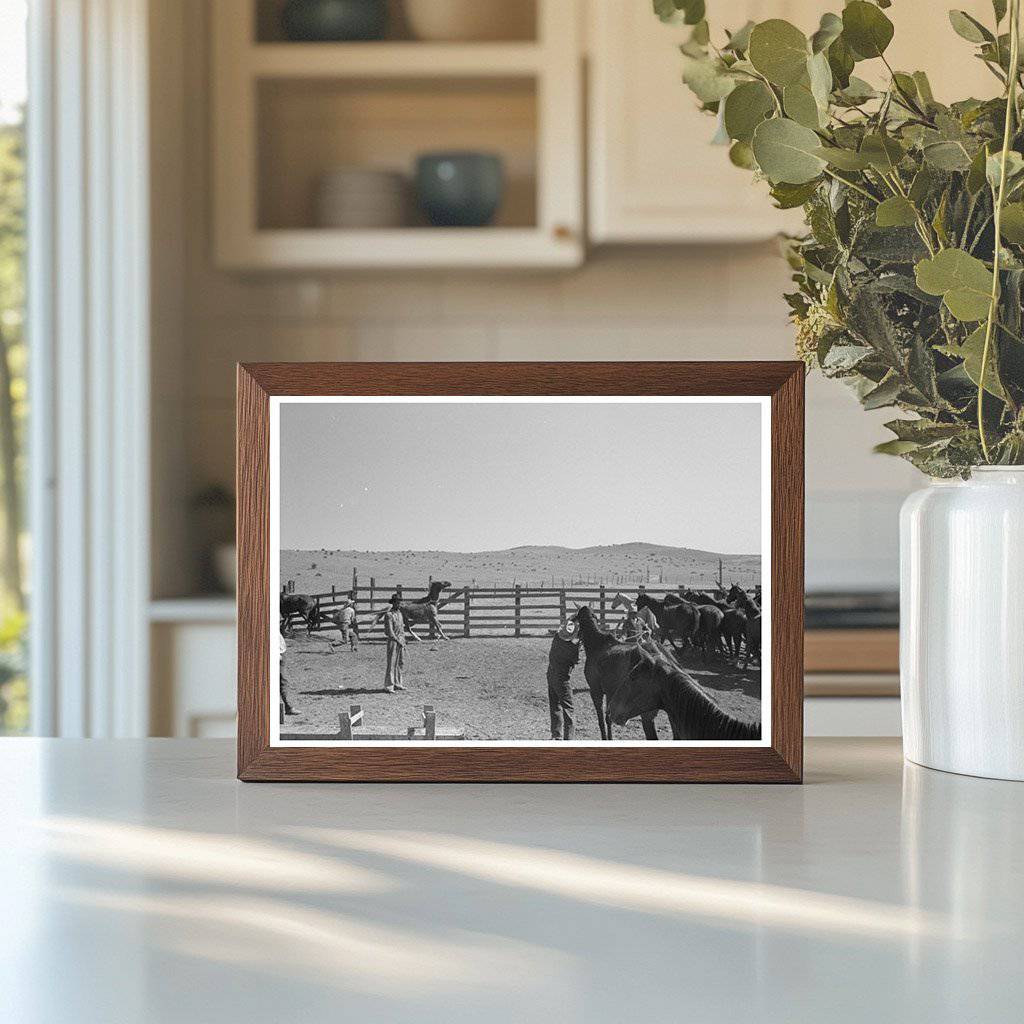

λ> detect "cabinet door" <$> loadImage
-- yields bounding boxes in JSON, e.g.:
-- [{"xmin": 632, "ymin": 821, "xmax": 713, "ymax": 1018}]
[
  {"xmin": 588, "ymin": 1, "xmax": 1003, "ymax": 244},
  {"xmin": 588, "ymin": 1, "xmax": 815, "ymax": 243}
]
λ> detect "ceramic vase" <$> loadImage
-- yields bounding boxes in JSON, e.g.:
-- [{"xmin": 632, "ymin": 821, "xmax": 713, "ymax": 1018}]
[{"xmin": 900, "ymin": 467, "xmax": 1024, "ymax": 781}]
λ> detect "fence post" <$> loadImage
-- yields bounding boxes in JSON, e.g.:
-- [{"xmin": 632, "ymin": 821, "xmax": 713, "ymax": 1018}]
[
  {"xmin": 464, "ymin": 588, "xmax": 471, "ymax": 638},
  {"xmin": 599, "ymin": 585, "xmax": 606, "ymax": 628},
  {"xmin": 514, "ymin": 584, "xmax": 522, "ymax": 637}
]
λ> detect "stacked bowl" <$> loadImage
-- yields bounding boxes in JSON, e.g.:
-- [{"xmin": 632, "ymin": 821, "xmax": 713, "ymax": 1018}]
[{"xmin": 314, "ymin": 167, "xmax": 409, "ymax": 229}]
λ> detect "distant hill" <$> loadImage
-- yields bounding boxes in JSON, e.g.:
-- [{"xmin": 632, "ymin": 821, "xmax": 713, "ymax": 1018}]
[{"xmin": 280, "ymin": 542, "xmax": 760, "ymax": 594}]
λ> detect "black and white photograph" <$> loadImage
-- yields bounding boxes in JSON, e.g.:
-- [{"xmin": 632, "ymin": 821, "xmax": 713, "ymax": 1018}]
[{"xmin": 271, "ymin": 397, "xmax": 770, "ymax": 746}]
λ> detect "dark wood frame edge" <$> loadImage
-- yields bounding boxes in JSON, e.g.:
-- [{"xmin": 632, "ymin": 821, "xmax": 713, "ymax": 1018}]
[{"xmin": 237, "ymin": 362, "xmax": 804, "ymax": 783}]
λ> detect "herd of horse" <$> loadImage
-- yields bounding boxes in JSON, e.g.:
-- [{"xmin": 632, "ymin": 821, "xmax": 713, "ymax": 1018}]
[
  {"xmin": 614, "ymin": 583, "xmax": 761, "ymax": 670},
  {"xmin": 573, "ymin": 605, "xmax": 760, "ymax": 742},
  {"xmin": 281, "ymin": 578, "xmax": 762, "ymax": 743}
]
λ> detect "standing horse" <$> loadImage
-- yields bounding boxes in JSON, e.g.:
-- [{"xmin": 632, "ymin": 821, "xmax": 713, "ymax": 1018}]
[
  {"xmin": 610, "ymin": 592, "xmax": 660, "ymax": 642},
  {"xmin": 280, "ymin": 593, "xmax": 317, "ymax": 634},
  {"xmin": 636, "ymin": 592, "xmax": 700, "ymax": 652},
  {"xmin": 572, "ymin": 605, "xmax": 660, "ymax": 741},
  {"xmin": 608, "ymin": 645, "xmax": 761, "ymax": 741}
]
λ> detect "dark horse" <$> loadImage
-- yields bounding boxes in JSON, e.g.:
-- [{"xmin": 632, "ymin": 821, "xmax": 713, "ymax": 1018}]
[
  {"xmin": 280, "ymin": 593, "xmax": 318, "ymax": 634},
  {"xmin": 388, "ymin": 580, "xmax": 459, "ymax": 641},
  {"xmin": 572, "ymin": 605, "xmax": 660, "ymax": 741},
  {"xmin": 607, "ymin": 645, "xmax": 761, "ymax": 741},
  {"xmin": 636, "ymin": 592, "xmax": 700, "ymax": 652}
]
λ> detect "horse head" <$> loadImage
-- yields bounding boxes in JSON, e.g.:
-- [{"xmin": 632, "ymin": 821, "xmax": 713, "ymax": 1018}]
[
  {"xmin": 607, "ymin": 648, "xmax": 660, "ymax": 725},
  {"xmin": 570, "ymin": 603, "xmax": 596, "ymax": 627}
]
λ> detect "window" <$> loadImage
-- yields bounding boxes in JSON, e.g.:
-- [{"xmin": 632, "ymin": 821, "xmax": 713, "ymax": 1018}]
[{"xmin": 0, "ymin": 0, "xmax": 28, "ymax": 734}]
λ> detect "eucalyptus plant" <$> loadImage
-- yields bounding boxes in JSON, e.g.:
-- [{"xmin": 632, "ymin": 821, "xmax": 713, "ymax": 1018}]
[{"xmin": 659, "ymin": 0, "xmax": 1024, "ymax": 475}]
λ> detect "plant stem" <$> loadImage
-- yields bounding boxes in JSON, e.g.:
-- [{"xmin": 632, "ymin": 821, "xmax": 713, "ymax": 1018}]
[
  {"xmin": 979, "ymin": 0, "xmax": 1021, "ymax": 463},
  {"xmin": 821, "ymin": 167, "xmax": 879, "ymax": 203}
]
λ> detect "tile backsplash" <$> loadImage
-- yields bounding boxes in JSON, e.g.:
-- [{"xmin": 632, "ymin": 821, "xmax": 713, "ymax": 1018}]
[{"xmin": 171, "ymin": 248, "xmax": 916, "ymax": 595}]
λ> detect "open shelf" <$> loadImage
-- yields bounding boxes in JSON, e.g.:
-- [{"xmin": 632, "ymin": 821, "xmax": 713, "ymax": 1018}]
[
  {"xmin": 257, "ymin": 76, "xmax": 537, "ymax": 232},
  {"xmin": 213, "ymin": 0, "xmax": 581, "ymax": 269}
]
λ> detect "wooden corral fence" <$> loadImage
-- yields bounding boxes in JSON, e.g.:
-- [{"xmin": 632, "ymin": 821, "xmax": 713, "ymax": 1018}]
[{"xmin": 284, "ymin": 574, "xmax": 758, "ymax": 640}]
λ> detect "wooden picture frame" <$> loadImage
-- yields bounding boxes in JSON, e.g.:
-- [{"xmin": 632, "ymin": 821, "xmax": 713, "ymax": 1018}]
[{"xmin": 237, "ymin": 362, "xmax": 804, "ymax": 782}]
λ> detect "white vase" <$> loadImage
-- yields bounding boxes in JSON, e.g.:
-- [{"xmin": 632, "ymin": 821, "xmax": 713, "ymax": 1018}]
[{"xmin": 900, "ymin": 467, "xmax": 1024, "ymax": 780}]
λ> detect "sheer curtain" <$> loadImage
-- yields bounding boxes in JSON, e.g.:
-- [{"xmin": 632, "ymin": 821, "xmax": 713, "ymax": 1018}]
[{"xmin": 28, "ymin": 0, "xmax": 150, "ymax": 736}]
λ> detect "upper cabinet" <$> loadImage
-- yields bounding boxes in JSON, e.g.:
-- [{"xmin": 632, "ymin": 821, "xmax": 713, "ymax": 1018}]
[
  {"xmin": 586, "ymin": 0, "xmax": 1001, "ymax": 245},
  {"xmin": 212, "ymin": 0, "xmax": 584, "ymax": 269},
  {"xmin": 587, "ymin": 0, "xmax": 815, "ymax": 243}
]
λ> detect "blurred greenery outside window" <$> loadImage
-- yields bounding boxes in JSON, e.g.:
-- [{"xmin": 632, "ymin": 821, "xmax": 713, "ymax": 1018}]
[{"xmin": 0, "ymin": 2, "xmax": 28, "ymax": 734}]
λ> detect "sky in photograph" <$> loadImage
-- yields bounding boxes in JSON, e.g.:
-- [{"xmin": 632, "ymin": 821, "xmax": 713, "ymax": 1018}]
[{"xmin": 279, "ymin": 400, "xmax": 763, "ymax": 554}]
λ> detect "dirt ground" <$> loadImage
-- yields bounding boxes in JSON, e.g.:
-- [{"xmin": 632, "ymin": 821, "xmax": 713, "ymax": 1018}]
[{"xmin": 278, "ymin": 634, "xmax": 761, "ymax": 741}]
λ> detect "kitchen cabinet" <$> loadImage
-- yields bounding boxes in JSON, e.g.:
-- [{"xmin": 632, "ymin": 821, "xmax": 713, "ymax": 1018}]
[
  {"xmin": 587, "ymin": 0, "xmax": 999, "ymax": 244},
  {"xmin": 211, "ymin": 0, "xmax": 583, "ymax": 269}
]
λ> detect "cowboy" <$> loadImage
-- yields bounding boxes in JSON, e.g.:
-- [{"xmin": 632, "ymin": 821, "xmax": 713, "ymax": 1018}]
[
  {"xmin": 339, "ymin": 592, "xmax": 359, "ymax": 651},
  {"xmin": 546, "ymin": 618, "xmax": 580, "ymax": 740},
  {"xmin": 382, "ymin": 593, "xmax": 406, "ymax": 693}
]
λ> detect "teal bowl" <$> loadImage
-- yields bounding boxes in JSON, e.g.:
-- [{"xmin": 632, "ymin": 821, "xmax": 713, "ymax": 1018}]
[
  {"xmin": 415, "ymin": 152, "xmax": 505, "ymax": 228},
  {"xmin": 281, "ymin": 0, "xmax": 388, "ymax": 42}
]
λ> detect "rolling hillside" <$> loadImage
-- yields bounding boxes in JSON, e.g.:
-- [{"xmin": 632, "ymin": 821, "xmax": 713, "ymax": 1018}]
[{"xmin": 280, "ymin": 542, "xmax": 760, "ymax": 594}]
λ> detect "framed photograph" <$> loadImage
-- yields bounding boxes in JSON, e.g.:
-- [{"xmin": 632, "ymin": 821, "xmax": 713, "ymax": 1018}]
[{"xmin": 237, "ymin": 362, "xmax": 804, "ymax": 782}]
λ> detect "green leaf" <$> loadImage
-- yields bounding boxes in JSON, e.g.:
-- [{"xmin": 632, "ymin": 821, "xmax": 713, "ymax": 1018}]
[
  {"xmin": 909, "ymin": 165, "xmax": 936, "ymax": 205},
  {"xmin": 1000, "ymin": 202, "xmax": 1024, "ymax": 242},
  {"xmin": 748, "ymin": 19, "xmax": 810, "ymax": 87},
  {"xmin": 783, "ymin": 83, "xmax": 822, "ymax": 129},
  {"xmin": 959, "ymin": 325, "xmax": 1007, "ymax": 398},
  {"xmin": 681, "ymin": 55, "xmax": 737, "ymax": 103},
  {"xmin": 874, "ymin": 439, "xmax": 921, "ymax": 455},
  {"xmin": 986, "ymin": 150, "xmax": 1024, "ymax": 190},
  {"xmin": 912, "ymin": 71, "xmax": 935, "ymax": 105},
  {"xmin": 770, "ymin": 179, "xmax": 820, "ymax": 209},
  {"xmin": 967, "ymin": 143, "xmax": 993, "ymax": 193},
  {"xmin": 807, "ymin": 51, "xmax": 833, "ymax": 110},
  {"xmin": 923, "ymin": 141, "xmax": 973, "ymax": 171},
  {"xmin": 724, "ymin": 20, "xmax": 755, "ymax": 53},
  {"xmin": 810, "ymin": 12, "xmax": 843, "ymax": 54},
  {"xmin": 948, "ymin": 10, "xmax": 993, "ymax": 44},
  {"xmin": 875, "ymin": 196, "xmax": 918, "ymax": 228},
  {"xmin": 884, "ymin": 419, "xmax": 963, "ymax": 443},
  {"xmin": 728, "ymin": 140, "xmax": 758, "ymax": 169},
  {"xmin": 815, "ymin": 146, "xmax": 872, "ymax": 170},
  {"xmin": 752, "ymin": 117, "xmax": 827, "ymax": 184},
  {"xmin": 654, "ymin": 0, "xmax": 705, "ymax": 25},
  {"xmin": 915, "ymin": 249, "xmax": 994, "ymax": 321},
  {"xmin": 836, "ymin": 75, "xmax": 877, "ymax": 104},
  {"xmin": 827, "ymin": 35, "xmax": 855, "ymax": 89},
  {"xmin": 723, "ymin": 81, "xmax": 775, "ymax": 143},
  {"xmin": 862, "ymin": 374, "xmax": 902, "ymax": 410},
  {"xmin": 842, "ymin": 1, "xmax": 895, "ymax": 60},
  {"xmin": 860, "ymin": 133, "xmax": 905, "ymax": 172}
]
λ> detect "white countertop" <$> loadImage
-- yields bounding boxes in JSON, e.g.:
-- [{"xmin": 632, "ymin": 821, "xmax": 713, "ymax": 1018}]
[{"xmin": 1, "ymin": 738, "xmax": 1021, "ymax": 1023}]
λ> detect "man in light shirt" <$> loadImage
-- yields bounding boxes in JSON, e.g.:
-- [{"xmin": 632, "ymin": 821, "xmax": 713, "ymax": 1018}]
[{"xmin": 382, "ymin": 593, "xmax": 406, "ymax": 693}]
